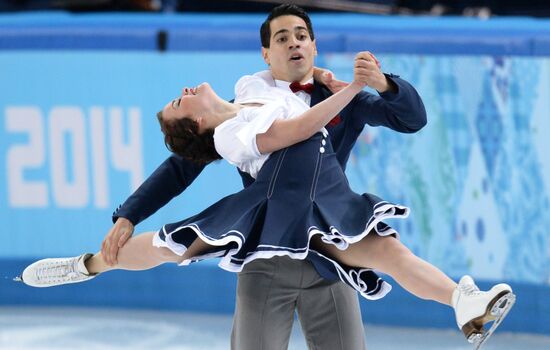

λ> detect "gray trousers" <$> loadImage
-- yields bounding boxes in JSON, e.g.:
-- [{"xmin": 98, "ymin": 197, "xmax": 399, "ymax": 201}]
[{"xmin": 231, "ymin": 256, "xmax": 366, "ymax": 350}]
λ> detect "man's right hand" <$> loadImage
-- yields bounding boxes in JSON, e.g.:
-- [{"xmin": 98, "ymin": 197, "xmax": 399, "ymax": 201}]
[{"xmin": 101, "ymin": 217, "xmax": 135, "ymax": 266}]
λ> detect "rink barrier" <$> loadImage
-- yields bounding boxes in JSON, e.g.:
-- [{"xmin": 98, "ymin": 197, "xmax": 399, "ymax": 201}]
[{"xmin": 1, "ymin": 13, "xmax": 550, "ymax": 55}]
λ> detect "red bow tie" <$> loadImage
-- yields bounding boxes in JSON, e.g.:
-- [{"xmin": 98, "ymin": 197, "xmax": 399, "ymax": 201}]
[{"xmin": 289, "ymin": 81, "xmax": 315, "ymax": 94}]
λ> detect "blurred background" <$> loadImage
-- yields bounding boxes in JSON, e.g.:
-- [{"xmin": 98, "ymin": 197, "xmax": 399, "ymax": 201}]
[
  {"xmin": 1, "ymin": 0, "xmax": 550, "ymax": 349},
  {"xmin": 1, "ymin": 0, "xmax": 550, "ymax": 16}
]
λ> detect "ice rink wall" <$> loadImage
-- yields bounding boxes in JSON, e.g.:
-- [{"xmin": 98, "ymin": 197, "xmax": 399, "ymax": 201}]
[{"xmin": 1, "ymin": 12, "xmax": 550, "ymax": 334}]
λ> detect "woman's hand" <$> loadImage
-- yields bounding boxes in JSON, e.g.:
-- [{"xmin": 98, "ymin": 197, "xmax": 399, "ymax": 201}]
[{"xmin": 313, "ymin": 67, "xmax": 349, "ymax": 94}]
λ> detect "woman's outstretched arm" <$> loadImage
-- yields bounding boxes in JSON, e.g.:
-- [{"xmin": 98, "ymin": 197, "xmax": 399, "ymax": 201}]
[{"xmin": 256, "ymin": 54, "xmax": 370, "ymax": 154}]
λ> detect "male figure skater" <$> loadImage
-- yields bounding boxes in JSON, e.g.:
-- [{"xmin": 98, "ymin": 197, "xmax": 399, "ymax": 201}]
[{"xmin": 105, "ymin": 4, "xmax": 426, "ymax": 349}]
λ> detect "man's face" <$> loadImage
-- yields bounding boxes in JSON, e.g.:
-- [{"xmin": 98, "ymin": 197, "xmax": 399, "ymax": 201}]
[{"xmin": 262, "ymin": 15, "xmax": 317, "ymax": 83}]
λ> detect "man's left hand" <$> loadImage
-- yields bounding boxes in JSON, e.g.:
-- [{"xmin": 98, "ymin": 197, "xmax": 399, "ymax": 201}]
[{"xmin": 355, "ymin": 51, "xmax": 390, "ymax": 93}]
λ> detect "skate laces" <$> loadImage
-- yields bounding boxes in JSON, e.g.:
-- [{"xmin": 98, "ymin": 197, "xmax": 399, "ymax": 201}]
[
  {"xmin": 459, "ymin": 281, "xmax": 482, "ymax": 296},
  {"xmin": 36, "ymin": 258, "xmax": 80, "ymax": 282}
]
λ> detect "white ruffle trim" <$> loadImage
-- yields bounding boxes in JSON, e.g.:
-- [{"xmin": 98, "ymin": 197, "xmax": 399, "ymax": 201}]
[
  {"xmin": 309, "ymin": 201, "xmax": 409, "ymax": 250},
  {"xmin": 152, "ymin": 201, "xmax": 409, "ymax": 300}
]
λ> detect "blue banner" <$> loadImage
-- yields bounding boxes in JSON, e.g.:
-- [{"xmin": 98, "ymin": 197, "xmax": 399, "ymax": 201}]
[
  {"xmin": 1, "ymin": 51, "xmax": 549, "ymax": 286},
  {"xmin": 0, "ymin": 51, "xmax": 265, "ymax": 257}
]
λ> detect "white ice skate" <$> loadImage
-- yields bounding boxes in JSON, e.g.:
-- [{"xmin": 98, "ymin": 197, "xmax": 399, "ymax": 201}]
[
  {"xmin": 452, "ymin": 275, "xmax": 516, "ymax": 349},
  {"xmin": 19, "ymin": 253, "xmax": 96, "ymax": 288}
]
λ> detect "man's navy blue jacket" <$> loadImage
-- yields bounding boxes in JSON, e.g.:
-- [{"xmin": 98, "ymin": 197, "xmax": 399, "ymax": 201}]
[{"xmin": 113, "ymin": 74, "xmax": 427, "ymax": 229}]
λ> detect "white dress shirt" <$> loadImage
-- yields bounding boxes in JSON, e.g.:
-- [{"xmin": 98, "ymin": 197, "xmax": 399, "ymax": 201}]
[{"xmin": 214, "ymin": 74, "xmax": 310, "ymax": 178}]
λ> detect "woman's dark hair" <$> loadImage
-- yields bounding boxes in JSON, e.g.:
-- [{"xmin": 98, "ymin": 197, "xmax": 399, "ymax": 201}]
[
  {"xmin": 260, "ymin": 4, "xmax": 315, "ymax": 48},
  {"xmin": 157, "ymin": 111, "xmax": 221, "ymax": 165}
]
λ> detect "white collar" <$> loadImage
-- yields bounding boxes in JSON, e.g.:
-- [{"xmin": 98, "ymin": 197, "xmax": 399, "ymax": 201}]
[
  {"xmin": 274, "ymin": 77, "xmax": 314, "ymax": 92},
  {"xmin": 252, "ymin": 70, "xmax": 314, "ymax": 90}
]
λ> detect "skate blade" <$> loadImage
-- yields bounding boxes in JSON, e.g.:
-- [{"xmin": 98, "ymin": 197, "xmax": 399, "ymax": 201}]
[{"xmin": 469, "ymin": 292, "xmax": 516, "ymax": 350}]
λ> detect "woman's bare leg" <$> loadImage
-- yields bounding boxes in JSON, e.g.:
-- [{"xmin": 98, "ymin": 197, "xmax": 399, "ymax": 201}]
[
  {"xmin": 312, "ymin": 233, "xmax": 457, "ymax": 306},
  {"xmin": 85, "ymin": 232, "xmax": 213, "ymax": 274}
]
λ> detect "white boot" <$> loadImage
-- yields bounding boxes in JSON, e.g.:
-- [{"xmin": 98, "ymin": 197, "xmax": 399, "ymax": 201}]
[
  {"xmin": 21, "ymin": 253, "xmax": 97, "ymax": 288},
  {"xmin": 452, "ymin": 275, "xmax": 515, "ymax": 348}
]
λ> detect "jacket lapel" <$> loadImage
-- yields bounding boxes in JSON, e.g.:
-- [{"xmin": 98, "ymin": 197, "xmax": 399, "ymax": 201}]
[{"xmin": 311, "ymin": 80, "xmax": 330, "ymax": 107}]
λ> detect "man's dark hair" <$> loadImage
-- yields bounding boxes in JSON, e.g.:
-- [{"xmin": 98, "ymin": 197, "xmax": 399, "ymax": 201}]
[
  {"xmin": 260, "ymin": 4, "xmax": 315, "ymax": 48},
  {"xmin": 157, "ymin": 111, "xmax": 221, "ymax": 165}
]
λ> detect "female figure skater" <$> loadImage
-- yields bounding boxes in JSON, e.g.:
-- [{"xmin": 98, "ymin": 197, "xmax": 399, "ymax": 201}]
[{"xmin": 20, "ymin": 55, "xmax": 514, "ymax": 348}]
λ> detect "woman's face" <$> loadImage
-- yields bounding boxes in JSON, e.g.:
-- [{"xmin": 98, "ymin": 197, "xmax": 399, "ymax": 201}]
[{"xmin": 160, "ymin": 82, "xmax": 213, "ymax": 133}]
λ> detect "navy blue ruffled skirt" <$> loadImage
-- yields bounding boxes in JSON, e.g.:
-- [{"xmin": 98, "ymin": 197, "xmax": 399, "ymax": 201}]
[{"xmin": 153, "ymin": 132, "xmax": 409, "ymax": 300}]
